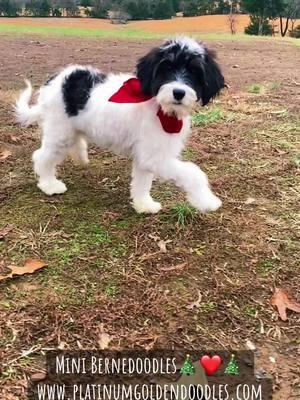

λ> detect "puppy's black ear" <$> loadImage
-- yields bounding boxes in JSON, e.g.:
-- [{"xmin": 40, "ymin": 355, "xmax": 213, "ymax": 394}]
[
  {"xmin": 201, "ymin": 50, "xmax": 225, "ymax": 106},
  {"xmin": 136, "ymin": 47, "xmax": 161, "ymax": 95}
]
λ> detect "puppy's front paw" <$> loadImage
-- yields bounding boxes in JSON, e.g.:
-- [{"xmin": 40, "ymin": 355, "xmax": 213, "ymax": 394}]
[
  {"xmin": 38, "ymin": 179, "xmax": 67, "ymax": 196},
  {"xmin": 187, "ymin": 190, "xmax": 222, "ymax": 213},
  {"xmin": 133, "ymin": 197, "xmax": 162, "ymax": 214}
]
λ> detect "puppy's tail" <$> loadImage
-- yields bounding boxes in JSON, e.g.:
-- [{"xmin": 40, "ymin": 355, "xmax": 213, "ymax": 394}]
[{"xmin": 15, "ymin": 80, "xmax": 41, "ymax": 126}]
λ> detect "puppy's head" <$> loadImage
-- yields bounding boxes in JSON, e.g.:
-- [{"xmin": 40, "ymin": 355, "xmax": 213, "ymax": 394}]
[{"xmin": 136, "ymin": 37, "xmax": 225, "ymax": 117}]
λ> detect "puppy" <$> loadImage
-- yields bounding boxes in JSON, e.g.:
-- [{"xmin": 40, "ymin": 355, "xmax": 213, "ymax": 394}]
[{"xmin": 15, "ymin": 37, "xmax": 225, "ymax": 214}]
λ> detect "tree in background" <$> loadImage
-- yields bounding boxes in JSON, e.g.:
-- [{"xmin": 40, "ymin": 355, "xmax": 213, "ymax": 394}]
[
  {"xmin": 0, "ymin": 0, "xmax": 20, "ymax": 15},
  {"xmin": 244, "ymin": 14, "xmax": 273, "ymax": 35},
  {"xmin": 242, "ymin": 0, "xmax": 283, "ymax": 35},
  {"xmin": 25, "ymin": 0, "xmax": 51, "ymax": 16},
  {"xmin": 123, "ymin": 0, "xmax": 152, "ymax": 20},
  {"xmin": 182, "ymin": 0, "xmax": 200, "ymax": 17},
  {"xmin": 86, "ymin": 0, "xmax": 109, "ymax": 17},
  {"xmin": 215, "ymin": 0, "xmax": 231, "ymax": 14},
  {"xmin": 80, "ymin": 0, "xmax": 93, "ymax": 6},
  {"xmin": 172, "ymin": 0, "xmax": 180, "ymax": 12},
  {"xmin": 228, "ymin": 0, "xmax": 238, "ymax": 33},
  {"xmin": 278, "ymin": 0, "xmax": 300, "ymax": 36},
  {"xmin": 153, "ymin": 0, "xmax": 175, "ymax": 19}
]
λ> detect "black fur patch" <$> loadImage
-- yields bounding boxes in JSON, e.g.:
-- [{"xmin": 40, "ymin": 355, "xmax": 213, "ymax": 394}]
[
  {"xmin": 62, "ymin": 69, "xmax": 106, "ymax": 116},
  {"xmin": 44, "ymin": 73, "xmax": 58, "ymax": 86}
]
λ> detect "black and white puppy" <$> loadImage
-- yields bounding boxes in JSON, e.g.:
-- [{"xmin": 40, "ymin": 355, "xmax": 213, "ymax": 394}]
[{"xmin": 16, "ymin": 37, "xmax": 225, "ymax": 214}]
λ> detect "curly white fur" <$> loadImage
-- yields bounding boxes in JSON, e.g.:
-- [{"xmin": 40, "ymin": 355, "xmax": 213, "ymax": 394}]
[{"xmin": 15, "ymin": 41, "xmax": 222, "ymax": 214}]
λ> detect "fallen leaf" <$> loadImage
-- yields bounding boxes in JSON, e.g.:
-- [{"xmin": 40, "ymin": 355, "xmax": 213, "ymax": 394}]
[
  {"xmin": 0, "ymin": 259, "xmax": 47, "ymax": 281},
  {"xmin": 149, "ymin": 234, "xmax": 160, "ymax": 241},
  {"xmin": 97, "ymin": 323, "xmax": 112, "ymax": 350},
  {"xmin": 30, "ymin": 372, "xmax": 46, "ymax": 382},
  {"xmin": 98, "ymin": 332, "xmax": 112, "ymax": 350},
  {"xmin": 157, "ymin": 239, "xmax": 172, "ymax": 253},
  {"xmin": 0, "ymin": 150, "xmax": 12, "ymax": 161},
  {"xmin": 187, "ymin": 290, "xmax": 202, "ymax": 309},
  {"xmin": 270, "ymin": 288, "xmax": 300, "ymax": 321},
  {"xmin": 140, "ymin": 251, "xmax": 161, "ymax": 261},
  {"xmin": 149, "ymin": 234, "xmax": 172, "ymax": 253},
  {"xmin": 245, "ymin": 197, "xmax": 256, "ymax": 205},
  {"xmin": 246, "ymin": 339, "xmax": 256, "ymax": 351},
  {"xmin": 0, "ymin": 224, "xmax": 13, "ymax": 240},
  {"xmin": 9, "ymin": 135, "xmax": 18, "ymax": 142},
  {"xmin": 159, "ymin": 262, "xmax": 187, "ymax": 272}
]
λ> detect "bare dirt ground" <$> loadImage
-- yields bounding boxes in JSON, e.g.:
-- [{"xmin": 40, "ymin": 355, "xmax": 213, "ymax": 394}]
[{"xmin": 0, "ymin": 36, "xmax": 299, "ymax": 399}]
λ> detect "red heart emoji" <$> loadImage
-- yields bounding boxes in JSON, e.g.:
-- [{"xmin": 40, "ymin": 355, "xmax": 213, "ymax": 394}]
[{"xmin": 200, "ymin": 355, "xmax": 222, "ymax": 376}]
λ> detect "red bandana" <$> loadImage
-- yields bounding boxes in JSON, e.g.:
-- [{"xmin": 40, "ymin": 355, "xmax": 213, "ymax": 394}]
[{"xmin": 108, "ymin": 78, "xmax": 183, "ymax": 134}]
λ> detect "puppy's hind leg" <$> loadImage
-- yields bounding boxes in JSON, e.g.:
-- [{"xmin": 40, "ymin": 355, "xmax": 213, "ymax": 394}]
[
  {"xmin": 33, "ymin": 124, "xmax": 75, "ymax": 196},
  {"xmin": 69, "ymin": 135, "xmax": 89, "ymax": 165},
  {"xmin": 130, "ymin": 162, "xmax": 161, "ymax": 214}
]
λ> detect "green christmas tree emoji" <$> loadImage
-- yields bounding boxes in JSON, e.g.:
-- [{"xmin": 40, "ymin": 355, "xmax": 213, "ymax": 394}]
[
  {"xmin": 180, "ymin": 354, "xmax": 195, "ymax": 375},
  {"xmin": 225, "ymin": 354, "xmax": 239, "ymax": 376}
]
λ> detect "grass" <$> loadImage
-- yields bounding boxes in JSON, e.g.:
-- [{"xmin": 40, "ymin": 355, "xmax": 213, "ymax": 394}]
[
  {"xmin": 256, "ymin": 258, "xmax": 279, "ymax": 276},
  {"xmin": 248, "ymin": 121, "xmax": 300, "ymax": 154},
  {"xmin": 171, "ymin": 202, "xmax": 197, "ymax": 226},
  {"xmin": 248, "ymin": 83, "xmax": 265, "ymax": 94},
  {"xmin": 192, "ymin": 106, "xmax": 236, "ymax": 127},
  {"xmin": 248, "ymin": 81, "xmax": 282, "ymax": 94},
  {"xmin": 0, "ymin": 23, "xmax": 159, "ymax": 39}
]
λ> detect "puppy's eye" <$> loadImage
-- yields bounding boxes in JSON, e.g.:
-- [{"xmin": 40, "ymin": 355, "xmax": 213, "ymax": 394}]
[{"xmin": 189, "ymin": 59, "xmax": 201, "ymax": 73}]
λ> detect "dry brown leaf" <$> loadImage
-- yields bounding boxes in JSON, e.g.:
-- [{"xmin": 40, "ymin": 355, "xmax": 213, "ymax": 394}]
[
  {"xmin": 0, "ymin": 259, "xmax": 47, "ymax": 281},
  {"xmin": 245, "ymin": 197, "xmax": 256, "ymax": 205},
  {"xmin": 157, "ymin": 239, "xmax": 172, "ymax": 253},
  {"xmin": 0, "ymin": 149, "xmax": 12, "ymax": 161},
  {"xmin": 98, "ymin": 332, "xmax": 112, "ymax": 350},
  {"xmin": 149, "ymin": 234, "xmax": 172, "ymax": 253},
  {"xmin": 140, "ymin": 251, "xmax": 161, "ymax": 261},
  {"xmin": 0, "ymin": 224, "xmax": 13, "ymax": 240},
  {"xmin": 270, "ymin": 288, "xmax": 300, "ymax": 321},
  {"xmin": 159, "ymin": 262, "xmax": 187, "ymax": 272},
  {"xmin": 187, "ymin": 290, "xmax": 202, "ymax": 309},
  {"xmin": 30, "ymin": 372, "xmax": 46, "ymax": 382},
  {"xmin": 97, "ymin": 323, "xmax": 112, "ymax": 349}
]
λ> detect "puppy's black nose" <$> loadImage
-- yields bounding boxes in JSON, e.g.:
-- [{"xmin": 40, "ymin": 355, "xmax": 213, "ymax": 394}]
[{"xmin": 173, "ymin": 88, "xmax": 185, "ymax": 101}]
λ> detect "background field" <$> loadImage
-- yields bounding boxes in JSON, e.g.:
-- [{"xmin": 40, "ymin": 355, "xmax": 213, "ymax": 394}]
[
  {"xmin": 1, "ymin": 15, "xmax": 300, "ymax": 39},
  {"xmin": 0, "ymin": 16, "xmax": 300, "ymax": 400}
]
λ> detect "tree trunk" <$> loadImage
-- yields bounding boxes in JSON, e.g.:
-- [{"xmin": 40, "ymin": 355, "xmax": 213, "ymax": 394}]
[
  {"xmin": 280, "ymin": 16, "xmax": 290, "ymax": 37},
  {"xmin": 258, "ymin": 17, "xmax": 263, "ymax": 35},
  {"xmin": 283, "ymin": 18, "xmax": 290, "ymax": 37}
]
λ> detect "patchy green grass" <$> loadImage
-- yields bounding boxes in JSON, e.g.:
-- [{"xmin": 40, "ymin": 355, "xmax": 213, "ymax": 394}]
[
  {"xmin": 248, "ymin": 121, "xmax": 300, "ymax": 155},
  {"xmin": 256, "ymin": 258, "xmax": 279, "ymax": 277},
  {"xmin": 0, "ymin": 23, "xmax": 159, "ymax": 39},
  {"xmin": 182, "ymin": 147, "xmax": 197, "ymax": 161},
  {"xmin": 248, "ymin": 83, "xmax": 265, "ymax": 94},
  {"xmin": 243, "ymin": 305, "xmax": 257, "ymax": 318},
  {"xmin": 170, "ymin": 202, "xmax": 197, "ymax": 226},
  {"xmin": 248, "ymin": 81, "xmax": 282, "ymax": 95},
  {"xmin": 192, "ymin": 106, "xmax": 237, "ymax": 127}
]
